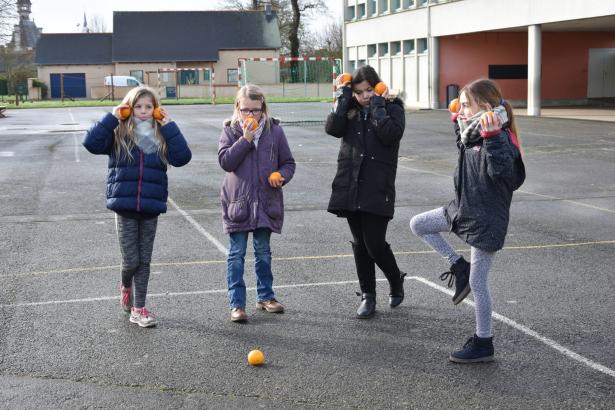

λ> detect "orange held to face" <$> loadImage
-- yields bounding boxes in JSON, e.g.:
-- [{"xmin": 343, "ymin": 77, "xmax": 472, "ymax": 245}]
[
  {"xmin": 153, "ymin": 107, "xmax": 163, "ymax": 121},
  {"xmin": 340, "ymin": 73, "xmax": 352, "ymax": 84},
  {"xmin": 448, "ymin": 98, "xmax": 460, "ymax": 113},
  {"xmin": 247, "ymin": 349, "xmax": 265, "ymax": 366},
  {"xmin": 118, "ymin": 106, "xmax": 132, "ymax": 120},
  {"xmin": 244, "ymin": 117, "xmax": 259, "ymax": 131},
  {"xmin": 374, "ymin": 82, "xmax": 387, "ymax": 96}
]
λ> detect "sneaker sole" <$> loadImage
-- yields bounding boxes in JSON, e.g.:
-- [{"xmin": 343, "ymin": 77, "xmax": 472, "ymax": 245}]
[
  {"xmin": 448, "ymin": 354, "xmax": 494, "ymax": 363},
  {"xmin": 256, "ymin": 305, "xmax": 284, "ymax": 313},
  {"xmin": 129, "ymin": 317, "xmax": 157, "ymax": 328},
  {"xmin": 452, "ymin": 285, "xmax": 471, "ymax": 305}
]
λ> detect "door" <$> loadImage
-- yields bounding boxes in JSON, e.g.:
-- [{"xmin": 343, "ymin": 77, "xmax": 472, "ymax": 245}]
[
  {"xmin": 50, "ymin": 73, "xmax": 86, "ymax": 99},
  {"xmin": 588, "ymin": 48, "xmax": 615, "ymax": 98}
]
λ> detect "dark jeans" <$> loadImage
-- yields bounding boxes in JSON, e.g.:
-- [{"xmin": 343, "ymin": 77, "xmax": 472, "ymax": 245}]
[{"xmin": 346, "ymin": 211, "xmax": 402, "ymax": 294}]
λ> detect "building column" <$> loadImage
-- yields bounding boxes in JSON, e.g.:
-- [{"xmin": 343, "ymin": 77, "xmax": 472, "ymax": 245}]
[
  {"xmin": 429, "ymin": 36, "xmax": 440, "ymax": 109},
  {"xmin": 527, "ymin": 24, "xmax": 542, "ymax": 116}
]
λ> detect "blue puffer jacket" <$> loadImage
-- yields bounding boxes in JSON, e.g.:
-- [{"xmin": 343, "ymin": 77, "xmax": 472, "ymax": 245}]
[{"xmin": 83, "ymin": 113, "xmax": 191, "ymax": 215}]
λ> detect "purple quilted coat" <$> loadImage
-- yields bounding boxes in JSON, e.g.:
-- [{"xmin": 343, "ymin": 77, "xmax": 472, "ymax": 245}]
[{"xmin": 218, "ymin": 118, "xmax": 295, "ymax": 234}]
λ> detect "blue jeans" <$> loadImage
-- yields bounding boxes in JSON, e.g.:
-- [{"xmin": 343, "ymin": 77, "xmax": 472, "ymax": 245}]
[{"xmin": 226, "ymin": 228, "xmax": 275, "ymax": 309}]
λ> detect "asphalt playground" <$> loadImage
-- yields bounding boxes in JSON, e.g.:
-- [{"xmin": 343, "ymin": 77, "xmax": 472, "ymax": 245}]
[{"xmin": 0, "ymin": 103, "xmax": 614, "ymax": 408}]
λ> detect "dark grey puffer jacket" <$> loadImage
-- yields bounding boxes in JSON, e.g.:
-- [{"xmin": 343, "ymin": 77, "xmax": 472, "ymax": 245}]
[{"xmin": 444, "ymin": 118, "xmax": 526, "ymax": 252}]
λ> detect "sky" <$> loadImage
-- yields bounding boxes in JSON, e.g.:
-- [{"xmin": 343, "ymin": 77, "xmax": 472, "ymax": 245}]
[{"xmin": 26, "ymin": 0, "xmax": 342, "ymax": 34}]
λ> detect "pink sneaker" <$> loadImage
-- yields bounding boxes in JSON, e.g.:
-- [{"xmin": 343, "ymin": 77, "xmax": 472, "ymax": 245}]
[
  {"xmin": 129, "ymin": 307, "xmax": 157, "ymax": 328},
  {"xmin": 120, "ymin": 285, "xmax": 132, "ymax": 313}
]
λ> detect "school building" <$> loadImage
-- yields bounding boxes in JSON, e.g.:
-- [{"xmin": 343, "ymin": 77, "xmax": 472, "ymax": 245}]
[
  {"xmin": 342, "ymin": 0, "xmax": 615, "ymax": 113},
  {"xmin": 34, "ymin": 10, "xmax": 281, "ymax": 100}
]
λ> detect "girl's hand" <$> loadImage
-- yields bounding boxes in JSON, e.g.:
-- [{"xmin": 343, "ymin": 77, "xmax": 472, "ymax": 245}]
[
  {"xmin": 268, "ymin": 171, "xmax": 285, "ymax": 188},
  {"xmin": 335, "ymin": 73, "xmax": 352, "ymax": 90},
  {"xmin": 480, "ymin": 111, "xmax": 501, "ymax": 132},
  {"xmin": 157, "ymin": 107, "xmax": 171, "ymax": 125},
  {"xmin": 242, "ymin": 126, "xmax": 254, "ymax": 143}
]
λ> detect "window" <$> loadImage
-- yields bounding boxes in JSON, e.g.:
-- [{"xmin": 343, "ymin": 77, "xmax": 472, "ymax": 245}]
[
  {"xmin": 488, "ymin": 65, "xmax": 528, "ymax": 79},
  {"xmin": 403, "ymin": 39, "xmax": 415, "ymax": 55},
  {"xmin": 391, "ymin": 41, "xmax": 402, "ymax": 56},
  {"xmin": 379, "ymin": 0, "xmax": 389, "ymax": 14},
  {"xmin": 357, "ymin": 59, "xmax": 366, "ymax": 68},
  {"xmin": 203, "ymin": 69, "xmax": 210, "ymax": 81},
  {"xmin": 368, "ymin": 0, "xmax": 377, "ymax": 16},
  {"xmin": 126, "ymin": 79, "xmax": 140, "ymax": 86},
  {"xmin": 357, "ymin": 3, "xmax": 366, "ymax": 18},
  {"xmin": 161, "ymin": 72, "xmax": 170, "ymax": 82},
  {"xmin": 179, "ymin": 70, "xmax": 199, "ymax": 85},
  {"xmin": 129, "ymin": 70, "xmax": 144, "ymax": 83},
  {"xmin": 346, "ymin": 5, "xmax": 355, "ymax": 20},
  {"xmin": 392, "ymin": 0, "xmax": 402, "ymax": 10},
  {"xmin": 368, "ymin": 44, "xmax": 378, "ymax": 58},
  {"xmin": 227, "ymin": 68, "xmax": 239, "ymax": 83},
  {"xmin": 403, "ymin": 0, "xmax": 415, "ymax": 8},
  {"xmin": 378, "ymin": 42, "xmax": 389, "ymax": 57},
  {"xmin": 417, "ymin": 38, "xmax": 428, "ymax": 53}
]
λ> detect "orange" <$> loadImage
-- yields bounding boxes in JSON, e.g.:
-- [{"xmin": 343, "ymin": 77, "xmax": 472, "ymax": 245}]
[
  {"xmin": 340, "ymin": 73, "xmax": 352, "ymax": 84},
  {"xmin": 118, "ymin": 106, "xmax": 132, "ymax": 120},
  {"xmin": 244, "ymin": 117, "xmax": 259, "ymax": 131},
  {"xmin": 448, "ymin": 98, "xmax": 460, "ymax": 113},
  {"xmin": 374, "ymin": 82, "xmax": 387, "ymax": 96},
  {"xmin": 153, "ymin": 107, "xmax": 163, "ymax": 121},
  {"xmin": 247, "ymin": 349, "xmax": 265, "ymax": 366}
]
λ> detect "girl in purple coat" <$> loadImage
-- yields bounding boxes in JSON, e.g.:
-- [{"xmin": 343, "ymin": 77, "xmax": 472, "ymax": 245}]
[{"xmin": 218, "ymin": 84, "xmax": 296, "ymax": 323}]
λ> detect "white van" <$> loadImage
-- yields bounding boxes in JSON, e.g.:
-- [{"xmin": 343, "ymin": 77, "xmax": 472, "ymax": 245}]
[{"xmin": 104, "ymin": 75, "xmax": 143, "ymax": 87}]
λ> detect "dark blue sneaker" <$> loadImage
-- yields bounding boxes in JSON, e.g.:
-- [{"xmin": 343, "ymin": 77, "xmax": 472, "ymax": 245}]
[
  {"xmin": 440, "ymin": 256, "xmax": 471, "ymax": 305},
  {"xmin": 449, "ymin": 334, "xmax": 494, "ymax": 363}
]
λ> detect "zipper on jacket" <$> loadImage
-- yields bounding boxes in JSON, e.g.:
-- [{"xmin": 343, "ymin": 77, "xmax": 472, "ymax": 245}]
[{"xmin": 136, "ymin": 150, "xmax": 144, "ymax": 211}]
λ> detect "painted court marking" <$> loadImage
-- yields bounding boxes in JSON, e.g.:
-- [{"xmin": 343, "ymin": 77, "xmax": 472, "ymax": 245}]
[
  {"xmin": 1, "ymin": 276, "xmax": 613, "ymax": 380},
  {"xmin": 168, "ymin": 197, "xmax": 228, "ymax": 255}
]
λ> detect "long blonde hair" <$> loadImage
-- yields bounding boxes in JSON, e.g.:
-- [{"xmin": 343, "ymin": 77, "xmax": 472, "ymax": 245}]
[
  {"xmin": 231, "ymin": 84, "xmax": 271, "ymax": 134},
  {"xmin": 114, "ymin": 86, "xmax": 167, "ymax": 163}
]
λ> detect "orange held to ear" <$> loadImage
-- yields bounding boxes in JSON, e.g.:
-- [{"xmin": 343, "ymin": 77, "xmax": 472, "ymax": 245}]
[
  {"xmin": 244, "ymin": 117, "xmax": 259, "ymax": 131},
  {"xmin": 480, "ymin": 111, "xmax": 496, "ymax": 128},
  {"xmin": 374, "ymin": 82, "xmax": 387, "ymax": 96},
  {"xmin": 118, "ymin": 106, "xmax": 132, "ymax": 120},
  {"xmin": 448, "ymin": 98, "xmax": 460, "ymax": 113},
  {"xmin": 153, "ymin": 107, "xmax": 163, "ymax": 121},
  {"xmin": 340, "ymin": 73, "xmax": 352, "ymax": 84}
]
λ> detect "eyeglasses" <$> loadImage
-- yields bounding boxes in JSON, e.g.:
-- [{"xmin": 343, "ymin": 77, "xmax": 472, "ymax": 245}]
[{"xmin": 239, "ymin": 108, "xmax": 263, "ymax": 115}]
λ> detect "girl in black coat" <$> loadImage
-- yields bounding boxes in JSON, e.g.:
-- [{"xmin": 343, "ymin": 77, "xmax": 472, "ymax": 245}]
[
  {"xmin": 326, "ymin": 65, "xmax": 406, "ymax": 318},
  {"xmin": 410, "ymin": 79, "xmax": 525, "ymax": 363}
]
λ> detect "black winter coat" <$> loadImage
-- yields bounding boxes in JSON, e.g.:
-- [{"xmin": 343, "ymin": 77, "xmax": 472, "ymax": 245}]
[
  {"xmin": 325, "ymin": 87, "xmax": 405, "ymax": 218},
  {"xmin": 444, "ymin": 118, "xmax": 526, "ymax": 252}
]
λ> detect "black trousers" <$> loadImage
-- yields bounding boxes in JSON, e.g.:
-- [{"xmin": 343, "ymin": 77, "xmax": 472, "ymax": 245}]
[{"xmin": 346, "ymin": 211, "xmax": 402, "ymax": 294}]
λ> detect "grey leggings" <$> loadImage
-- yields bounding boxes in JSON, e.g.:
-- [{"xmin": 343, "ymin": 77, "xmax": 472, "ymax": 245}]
[
  {"xmin": 115, "ymin": 214, "xmax": 158, "ymax": 308},
  {"xmin": 410, "ymin": 207, "xmax": 495, "ymax": 338}
]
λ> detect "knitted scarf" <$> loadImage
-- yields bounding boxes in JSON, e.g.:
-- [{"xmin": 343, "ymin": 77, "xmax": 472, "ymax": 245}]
[
  {"xmin": 458, "ymin": 105, "xmax": 508, "ymax": 146},
  {"xmin": 240, "ymin": 117, "xmax": 266, "ymax": 147},
  {"xmin": 134, "ymin": 117, "xmax": 159, "ymax": 154}
]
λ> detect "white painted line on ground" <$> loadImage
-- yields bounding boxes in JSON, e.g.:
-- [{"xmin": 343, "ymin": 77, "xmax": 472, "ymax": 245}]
[
  {"xmin": 1, "ymin": 275, "xmax": 613, "ymax": 380},
  {"xmin": 412, "ymin": 276, "xmax": 615, "ymax": 379},
  {"xmin": 0, "ymin": 151, "xmax": 15, "ymax": 157},
  {"xmin": 167, "ymin": 197, "xmax": 228, "ymax": 255},
  {"xmin": 68, "ymin": 110, "xmax": 81, "ymax": 163}
]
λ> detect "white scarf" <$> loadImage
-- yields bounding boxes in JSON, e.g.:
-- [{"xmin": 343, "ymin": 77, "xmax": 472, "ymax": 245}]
[
  {"xmin": 133, "ymin": 117, "xmax": 159, "ymax": 154},
  {"xmin": 242, "ymin": 117, "xmax": 266, "ymax": 147},
  {"xmin": 458, "ymin": 105, "xmax": 508, "ymax": 146}
]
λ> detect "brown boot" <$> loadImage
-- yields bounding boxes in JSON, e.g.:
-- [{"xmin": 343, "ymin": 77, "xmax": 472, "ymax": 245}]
[
  {"xmin": 230, "ymin": 307, "xmax": 248, "ymax": 322},
  {"xmin": 256, "ymin": 299, "xmax": 284, "ymax": 313}
]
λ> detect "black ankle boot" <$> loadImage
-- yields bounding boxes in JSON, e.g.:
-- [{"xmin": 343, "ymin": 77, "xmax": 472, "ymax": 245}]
[
  {"xmin": 356, "ymin": 293, "xmax": 376, "ymax": 318},
  {"xmin": 440, "ymin": 256, "xmax": 471, "ymax": 305},
  {"xmin": 389, "ymin": 271, "xmax": 407, "ymax": 307}
]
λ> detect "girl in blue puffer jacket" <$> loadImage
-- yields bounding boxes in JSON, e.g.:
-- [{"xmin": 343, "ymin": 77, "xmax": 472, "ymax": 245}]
[{"xmin": 83, "ymin": 86, "xmax": 191, "ymax": 328}]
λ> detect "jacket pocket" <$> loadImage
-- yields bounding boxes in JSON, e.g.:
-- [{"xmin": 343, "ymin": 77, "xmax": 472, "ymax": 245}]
[
  {"xmin": 227, "ymin": 196, "xmax": 250, "ymax": 223},
  {"xmin": 264, "ymin": 189, "xmax": 283, "ymax": 220}
]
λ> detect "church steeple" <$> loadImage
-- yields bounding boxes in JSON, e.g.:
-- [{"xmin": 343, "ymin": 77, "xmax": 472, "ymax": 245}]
[
  {"xmin": 82, "ymin": 12, "xmax": 89, "ymax": 33},
  {"xmin": 17, "ymin": 0, "xmax": 32, "ymax": 21}
]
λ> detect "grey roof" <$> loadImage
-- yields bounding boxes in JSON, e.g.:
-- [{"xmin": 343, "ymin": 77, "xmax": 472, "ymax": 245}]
[
  {"xmin": 35, "ymin": 33, "xmax": 112, "ymax": 65},
  {"xmin": 112, "ymin": 11, "xmax": 281, "ymax": 62}
]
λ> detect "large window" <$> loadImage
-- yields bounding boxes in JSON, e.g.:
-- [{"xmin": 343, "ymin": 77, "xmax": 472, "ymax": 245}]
[
  {"xmin": 227, "ymin": 68, "xmax": 239, "ymax": 84},
  {"xmin": 179, "ymin": 70, "xmax": 199, "ymax": 85},
  {"xmin": 129, "ymin": 70, "xmax": 144, "ymax": 83}
]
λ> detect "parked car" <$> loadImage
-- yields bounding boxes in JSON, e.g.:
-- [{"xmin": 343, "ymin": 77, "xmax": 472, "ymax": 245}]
[{"xmin": 104, "ymin": 76, "xmax": 143, "ymax": 87}]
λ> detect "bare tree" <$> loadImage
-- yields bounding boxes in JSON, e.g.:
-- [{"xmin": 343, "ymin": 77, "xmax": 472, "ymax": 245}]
[
  {"xmin": 87, "ymin": 15, "xmax": 108, "ymax": 33},
  {"xmin": 302, "ymin": 20, "xmax": 342, "ymax": 59},
  {"xmin": 0, "ymin": 0, "xmax": 17, "ymax": 45}
]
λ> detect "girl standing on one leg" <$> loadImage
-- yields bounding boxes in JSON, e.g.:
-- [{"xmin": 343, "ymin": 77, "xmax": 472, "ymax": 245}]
[{"xmin": 410, "ymin": 79, "xmax": 525, "ymax": 362}]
